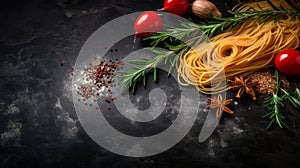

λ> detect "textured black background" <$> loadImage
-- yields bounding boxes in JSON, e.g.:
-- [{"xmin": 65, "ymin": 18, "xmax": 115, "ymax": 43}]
[{"xmin": 0, "ymin": 0, "xmax": 300, "ymax": 167}]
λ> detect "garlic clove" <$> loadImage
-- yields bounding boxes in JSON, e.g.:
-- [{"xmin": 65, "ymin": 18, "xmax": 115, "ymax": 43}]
[{"xmin": 192, "ymin": 0, "xmax": 222, "ymax": 19}]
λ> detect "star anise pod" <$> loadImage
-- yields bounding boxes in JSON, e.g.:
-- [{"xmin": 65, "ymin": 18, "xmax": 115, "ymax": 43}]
[
  {"xmin": 228, "ymin": 76, "xmax": 259, "ymax": 100},
  {"xmin": 207, "ymin": 94, "xmax": 233, "ymax": 118}
]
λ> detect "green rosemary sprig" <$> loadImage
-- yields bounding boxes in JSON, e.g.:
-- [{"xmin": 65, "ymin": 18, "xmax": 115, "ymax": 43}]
[
  {"xmin": 291, "ymin": 88, "xmax": 300, "ymax": 108},
  {"xmin": 117, "ymin": 48, "xmax": 177, "ymax": 93},
  {"xmin": 263, "ymin": 93, "xmax": 287, "ymax": 129},
  {"xmin": 202, "ymin": 8, "xmax": 299, "ymax": 38},
  {"xmin": 263, "ymin": 70, "xmax": 300, "ymax": 129},
  {"xmin": 263, "ymin": 70, "xmax": 288, "ymax": 129},
  {"xmin": 282, "ymin": 88, "xmax": 300, "ymax": 109},
  {"xmin": 118, "ymin": 1, "xmax": 300, "ymax": 93}
]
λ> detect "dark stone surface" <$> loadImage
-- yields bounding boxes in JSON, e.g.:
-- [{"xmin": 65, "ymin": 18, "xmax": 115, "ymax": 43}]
[{"xmin": 0, "ymin": 0, "xmax": 300, "ymax": 167}]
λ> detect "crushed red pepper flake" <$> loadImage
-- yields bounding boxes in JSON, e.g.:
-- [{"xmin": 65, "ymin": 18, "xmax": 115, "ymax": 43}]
[{"xmin": 72, "ymin": 57, "xmax": 123, "ymax": 109}]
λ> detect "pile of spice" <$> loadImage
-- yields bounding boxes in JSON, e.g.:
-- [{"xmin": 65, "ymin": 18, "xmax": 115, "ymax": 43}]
[
  {"xmin": 247, "ymin": 69, "xmax": 289, "ymax": 95},
  {"xmin": 73, "ymin": 58, "xmax": 122, "ymax": 108}
]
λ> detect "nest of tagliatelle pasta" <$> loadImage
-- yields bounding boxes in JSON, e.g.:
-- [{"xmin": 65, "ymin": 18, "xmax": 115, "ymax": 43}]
[{"xmin": 117, "ymin": 0, "xmax": 300, "ymax": 129}]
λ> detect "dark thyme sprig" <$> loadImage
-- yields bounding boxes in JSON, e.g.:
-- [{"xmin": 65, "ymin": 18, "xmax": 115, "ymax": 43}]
[{"xmin": 118, "ymin": 1, "xmax": 300, "ymax": 93}]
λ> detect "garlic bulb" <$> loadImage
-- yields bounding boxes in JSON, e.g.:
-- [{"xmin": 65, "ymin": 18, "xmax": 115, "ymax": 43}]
[{"xmin": 192, "ymin": 0, "xmax": 222, "ymax": 19}]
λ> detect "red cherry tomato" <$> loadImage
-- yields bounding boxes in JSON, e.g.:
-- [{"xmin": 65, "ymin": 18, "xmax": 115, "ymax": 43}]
[
  {"xmin": 160, "ymin": 0, "xmax": 189, "ymax": 16},
  {"xmin": 275, "ymin": 49, "xmax": 300, "ymax": 76},
  {"xmin": 134, "ymin": 11, "xmax": 162, "ymax": 39}
]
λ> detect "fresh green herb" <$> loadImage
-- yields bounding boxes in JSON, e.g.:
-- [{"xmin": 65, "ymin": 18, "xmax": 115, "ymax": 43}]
[
  {"xmin": 263, "ymin": 70, "xmax": 288, "ymax": 129},
  {"xmin": 291, "ymin": 88, "xmax": 300, "ymax": 108},
  {"xmin": 199, "ymin": 7, "xmax": 300, "ymax": 38},
  {"xmin": 282, "ymin": 88, "xmax": 300, "ymax": 109},
  {"xmin": 263, "ymin": 70, "xmax": 300, "ymax": 129},
  {"xmin": 118, "ymin": 1, "xmax": 300, "ymax": 93},
  {"xmin": 117, "ymin": 49, "xmax": 177, "ymax": 93}
]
